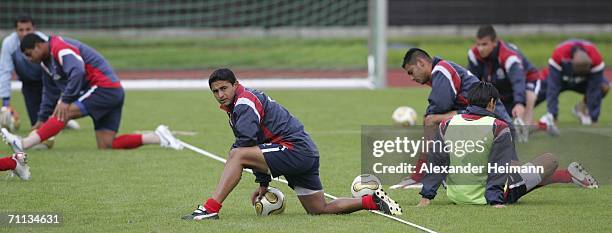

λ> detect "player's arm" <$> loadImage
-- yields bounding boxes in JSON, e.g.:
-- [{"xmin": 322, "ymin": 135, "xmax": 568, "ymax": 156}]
[
  {"xmin": 0, "ymin": 37, "xmax": 16, "ymax": 107},
  {"xmin": 425, "ymin": 72, "xmax": 458, "ymax": 126},
  {"xmin": 485, "ymin": 122, "xmax": 515, "ymax": 206},
  {"xmin": 57, "ymin": 51, "xmax": 86, "ymax": 104},
  {"xmin": 232, "ymin": 103, "xmax": 272, "ymax": 186},
  {"xmin": 37, "ymin": 72, "xmax": 61, "ymax": 124},
  {"xmin": 505, "ymin": 56, "xmax": 527, "ymax": 116},
  {"xmin": 546, "ymin": 60, "xmax": 563, "ymax": 119},
  {"xmin": 467, "ymin": 49, "xmax": 481, "ymax": 78},
  {"xmin": 585, "ymin": 70, "xmax": 604, "ymax": 123},
  {"xmin": 418, "ymin": 122, "xmax": 450, "ymax": 206}
]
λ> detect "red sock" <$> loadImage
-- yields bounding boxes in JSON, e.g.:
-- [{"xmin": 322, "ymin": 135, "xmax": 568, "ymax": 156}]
[
  {"xmin": 204, "ymin": 198, "xmax": 222, "ymax": 213},
  {"xmin": 0, "ymin": 156, "xmax": 16, "ymax": 171},
  {"xmin": 362, "ymin": 195, "xmax": 378, "ymax": 210},
  {"xmin": 537, "ymin": 121, "xmax": 547, "ymax": 131},
  {"xmin": 112, "ymin": 134, "xmax": 143, "ymax": 149},
  {"xmin": 411, "ymin": 158, "xmax": 427, "ymax": 182},
  {"xmin": 36, "ymin": 117, "xmax": 66, "ymax": 141},
  {"xmin": 550, "ymin": 170, "xmax": 572, "ymax": 183}
]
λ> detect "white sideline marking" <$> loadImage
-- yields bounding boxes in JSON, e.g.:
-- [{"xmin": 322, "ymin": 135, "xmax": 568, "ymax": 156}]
[
  {"xmin": 10, "ymin": 78, "xmax": 374, "ymax": 90},
  {"xmin": 180, "ymin": 140, "xmax": 437, "ymax": 233}
]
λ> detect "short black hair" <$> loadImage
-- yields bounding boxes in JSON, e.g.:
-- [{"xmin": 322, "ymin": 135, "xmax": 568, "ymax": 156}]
[
  {"xmin": 401, "ymin": 48, "xmax": 431, "ymax": 68},
  {"xmin": 14, "ymin": 14, "xmax": 35, "ymax": 28},
  {"xmin": 20, "ymin": 33, "xmax": 45, "ymax": 52},
  {"xmin": 476, "ymin": 25, "xmax": 496, "ymax": 40},
  {"xmin": 208, "ymin": 68, "xmax": 237, "ymax": 88},
  {"xmin": 467, "ymin": 81, "xmax": 500, "ymax": 108}
]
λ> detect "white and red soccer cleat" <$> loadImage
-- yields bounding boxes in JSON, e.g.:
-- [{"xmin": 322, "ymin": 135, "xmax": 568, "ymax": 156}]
[
  {"xmin": 568, "ymin": 162, "xmax": 598, "ymax": 189},
  {"xmin": 11, "ymin": 152, "xmax": 30, "ymax": 180}
]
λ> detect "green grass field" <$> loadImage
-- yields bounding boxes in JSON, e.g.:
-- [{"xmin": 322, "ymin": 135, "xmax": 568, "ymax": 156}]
[
  {"xmin": 75, "ymin": 34, "xmax": 612, "ymax": 70},
  {"xmin": 1, "ymin": 88, "xmax": 610, "ymax": 233}
]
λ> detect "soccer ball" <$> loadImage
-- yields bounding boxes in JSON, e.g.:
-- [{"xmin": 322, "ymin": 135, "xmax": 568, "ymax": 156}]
[
  {"xmin": 351, "ymin": 174, "xmax": 382, "ymax": 198},
  {"xmin": 254, "ymin": 187, "xmax": 286, "ymax": 216},
  {"xmin": 392, "ymin": 106, "xmax": 417, "ymax": 126},
  {"xmin": 0, "ymin": 107, "xmax": 20, "ymax": 132}
]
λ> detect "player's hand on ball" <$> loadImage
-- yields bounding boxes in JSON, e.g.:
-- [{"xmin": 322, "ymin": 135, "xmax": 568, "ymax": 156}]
[
  {"xmin": 251, "ymin": 185, "xmax": 269, "ymax": 205},
  {"xmin": 417, "ymin": 198, "xmax": 430, "ymax": 207}
]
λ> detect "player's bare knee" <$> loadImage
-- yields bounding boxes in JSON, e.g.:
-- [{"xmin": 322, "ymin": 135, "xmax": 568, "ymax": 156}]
[{"xmin": 541, "ymin": 153, "xmax": 559, "ymax": 170}]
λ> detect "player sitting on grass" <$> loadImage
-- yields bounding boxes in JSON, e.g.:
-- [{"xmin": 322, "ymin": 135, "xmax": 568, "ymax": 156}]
[
  {"xmin": 182, "ymin": 68, "xmax": 402, "ymax": 220},
  {"xmin": 392, "ymin": 48, "xmax": 512, "ymax": 189},
  {"xmin": 417, "ymin": 82, "xmax": 598, "ymax": 208},
  {"xmin": 1, "ymin": 33, "xmax": 182, "ymax": 158}
]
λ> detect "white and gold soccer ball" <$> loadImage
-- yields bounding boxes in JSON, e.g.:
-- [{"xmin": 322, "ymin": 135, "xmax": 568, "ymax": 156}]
[
  {"xmin": 351, "ymin": 174, "xmax": 382, "ymax": 198},
  {"xmin": 392, "ymin": 106, "xmax": 417, "ymax": 126},
  {"xmin": 254, "ymin": 187, "xmax": 286, "ymax": 216},
  {"xmin": 0, "ymin": 106, "xmax": 20, "ymax": 132}
]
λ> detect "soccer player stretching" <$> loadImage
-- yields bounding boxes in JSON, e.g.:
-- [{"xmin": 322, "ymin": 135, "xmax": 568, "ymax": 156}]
[
  {"xmin": 182, "ymin": 68, "xmax": 402, "ymax": 220},
  {"xmin": 0, "ymin": 33, "xmax": 183, "ymax": 180},
  {"xmin": 418, "ymin": 82, "xmax": 598, "ymax": 207}
]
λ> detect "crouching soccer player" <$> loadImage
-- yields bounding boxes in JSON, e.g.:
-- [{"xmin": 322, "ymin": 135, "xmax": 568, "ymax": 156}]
[
  {"xmin": 182, "ymin": 68, "xmax": 402, "ymax": 220},
  {"xmin": 545, "ymin": 39, "xmax": 609, "ymax": 128},
  {"xmin": 0, "ymin": 33, "xmax": 183, "ymax": 157},
  {"xmin": 417, "ymin": 82, "xmax": 598, "ymax": 208}
]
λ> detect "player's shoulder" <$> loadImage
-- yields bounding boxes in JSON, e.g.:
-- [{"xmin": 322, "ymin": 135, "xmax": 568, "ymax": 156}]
[
  {"xmin": 1, "ymin": 33, "xmax": 18, "ymax": 50},
  {"xmin": 467, "ymin": 46, "xmax": 481, "ymax": 64},
  {"xmin": 492, "ymin": 118, "xmax": 510, "ymax": 138},
  {"xmin": 497, "ymin": 41, "xmax": 521, "ymax": 68},
  {"xmin": 49, "ymin": 36, "xmax": 80, "ymax": 58}
]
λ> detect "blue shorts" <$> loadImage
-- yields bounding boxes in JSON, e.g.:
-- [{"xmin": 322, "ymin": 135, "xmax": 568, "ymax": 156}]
[
  {"xmin": 259, "ymin": 143, "xmax": 323, "ymax": 191},
  {"xmin": 75, "ymin": 86, "xmax": 125, "ymax": 132}
]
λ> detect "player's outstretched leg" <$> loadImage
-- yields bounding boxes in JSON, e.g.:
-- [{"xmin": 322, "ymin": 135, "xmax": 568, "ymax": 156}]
[
  {"xmin": 109, "ymin": 125, "xmax": 183, "ymax": 150},
  {"xmin": 0, "ymin": 152, "xmax": 30, "ymax": 180},
  {"xmin": 297, "ymin": 188, "xmax": 402, "ymax": 215}
]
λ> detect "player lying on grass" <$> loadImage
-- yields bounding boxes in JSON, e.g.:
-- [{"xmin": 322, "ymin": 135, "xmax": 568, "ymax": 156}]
[
  {"xmin": 0, "ymin": 33, "xmax": 183, "ymax": 179},
  {"xmin": 467, "ymin": 25, "xmax": 551, "ymax": 140},
  {"xmin": 182, "ymin": 68, "xmax": 402, "ymax": 220},
  {"xmin": 391, "ymin": 48, "xmax": 512, "ymax": 189},
  {"xmin": 544, "ymin": 39, "xmax": 609, "ymax": 128},
  {"xmin": 417, "ymin": 82, "xmax": 598, "ymax": 208}
]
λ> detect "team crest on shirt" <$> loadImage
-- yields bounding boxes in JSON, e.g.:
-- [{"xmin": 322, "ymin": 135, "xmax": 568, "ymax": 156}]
[{"xmin": 496, "ymin": 68, "xmax": 506, "ymax": 79}]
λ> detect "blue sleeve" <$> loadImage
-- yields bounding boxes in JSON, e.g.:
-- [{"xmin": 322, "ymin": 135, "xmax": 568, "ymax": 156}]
[
  {"xmin": 426, "ymin": 74, "xmax": 456, "ymax": 115},
  {"xmin": 485, "ymin": 130, "xmax": 515, "ymax": 205},
  {"xmin": 507, "ymin": 63, "xmax": 526, "ymax": 105},
  {"xmin": 38, "ymin": 73, "xmax": 61, "ymax": 122},
  {"xmin": 59, "ymin": 55, "xmax": 86, "ymax": 103},
  {"xmin": 467, "ymin": 57, "xmax": 481, "ymax": 79},
  {"xmin": 546, "ymin": 65, "xmax": 562, "ymax": 118},
  {"xmin": 419, "ymin": 128, "xmax": 449, "ymax": 200},
  {"xmin": 232, "ymin": 104, "xmax": 260, "ymax": 148},
  {"xmin": 586, "ymin": 71, "xmax": 604, "ymax": 122}
]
